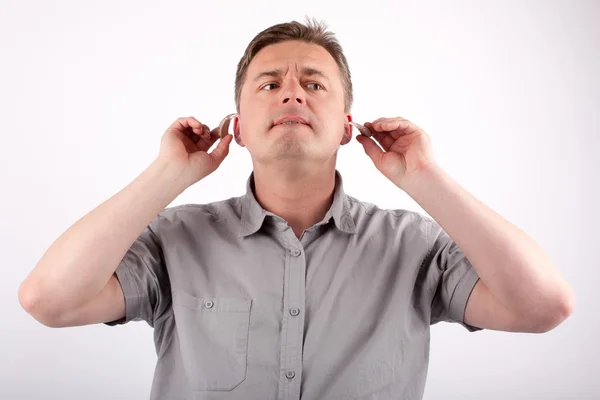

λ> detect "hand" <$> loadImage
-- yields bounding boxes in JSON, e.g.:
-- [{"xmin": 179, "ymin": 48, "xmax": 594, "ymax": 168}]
[
  {"xmin": 157, "ymin": 116, "xmax": 233, "ymax": 188},
  {"xmin": 355, "ymin": 117, "xmax": 438, "ymax": 190}
]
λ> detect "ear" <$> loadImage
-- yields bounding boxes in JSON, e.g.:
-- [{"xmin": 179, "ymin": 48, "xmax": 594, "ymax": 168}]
[
  {"xmin": 340, "ymin": 113, "xmax": 353, "ymax": 146},
  {"xmin": 232, "ymin": 115, "xmax": 245, "ymax": 147}
]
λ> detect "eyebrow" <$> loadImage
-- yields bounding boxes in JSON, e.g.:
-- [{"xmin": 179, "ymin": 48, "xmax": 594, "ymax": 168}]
[{"xmin": 252, "ymin": 67, "xmax": 330, "ymax": 83}]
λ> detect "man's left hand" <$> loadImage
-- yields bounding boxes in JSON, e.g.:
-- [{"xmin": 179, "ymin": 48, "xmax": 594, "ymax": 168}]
[{"xmin": 355, "ymin": 117, "xmax": 438, "ymax": 190}]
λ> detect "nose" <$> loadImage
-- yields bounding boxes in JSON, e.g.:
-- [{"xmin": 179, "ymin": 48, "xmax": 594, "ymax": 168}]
[
  {"xmin": 282, "ymin": 96, "xmax": 303, "ymax": 105},
  {"xmin": 280, "ymin": 80, "xmax": 306, "ymax": 106}
]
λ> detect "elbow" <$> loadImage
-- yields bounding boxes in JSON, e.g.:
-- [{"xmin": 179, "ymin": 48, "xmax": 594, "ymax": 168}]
[
  {"xmin": 532, "ymin": 285, "xmax": 576, "ymax": 333},
  {"xmin": 18, "ymin": 281, "xmax": 64, "ymax": 328},
  {"xmin": 18, "ymin": 280, "xmax": 38, "ymax": 315}
]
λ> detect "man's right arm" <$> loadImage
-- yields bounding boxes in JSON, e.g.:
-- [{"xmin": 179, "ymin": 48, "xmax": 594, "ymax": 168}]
[
  {"xmin": 18, "ymin": 116, "xmax": 232, "ymax": 328},
  {"xmin": 18, "ymin": 159, "xmax": 187, "ymax": 328}
]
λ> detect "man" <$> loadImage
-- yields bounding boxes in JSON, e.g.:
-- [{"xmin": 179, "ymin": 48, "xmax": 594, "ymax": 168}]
[{"xmin": 19, "ymin": 18, "xmax": 574, "ymax": 400}]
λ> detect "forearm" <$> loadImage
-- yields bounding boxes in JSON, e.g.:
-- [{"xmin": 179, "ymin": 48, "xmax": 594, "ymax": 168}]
[
  {"xmin": 403, "ymin": 164, "xmax": 573, "ymax": 317},
  {"xmin": 19, "ymin": 159, "xmax": 187, "ymax": 316}
]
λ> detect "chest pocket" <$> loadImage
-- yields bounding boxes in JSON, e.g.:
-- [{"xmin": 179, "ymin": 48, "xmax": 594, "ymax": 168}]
[{"xmin": 172, "ymin": 291, "xmax": 252, "ymax": 391}]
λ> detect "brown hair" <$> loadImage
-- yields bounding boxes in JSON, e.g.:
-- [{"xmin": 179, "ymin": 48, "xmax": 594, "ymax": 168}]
[{"xmin": 234, "ymin": 17, "xmax": 353, "ymax": 113}]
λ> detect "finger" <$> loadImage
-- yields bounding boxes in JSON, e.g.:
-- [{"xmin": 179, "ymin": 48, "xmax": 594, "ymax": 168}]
[
  {"xmin": 365, "ymin": 121, "xmax": 395, "ymax": 142},
  {"xmin": 364, "ymin": 122, "xmax": 394, "ymax": 148},
  {"xmin": 201, "ymin": 124, "xmax": 212, "ymax": 139},
  {"xmin": 376, "ymin": 119, "xmax": 418, "ymax": 139},
  {"xmin": 369, "ymin": 119, "xmax": 390, "ymax": 132},
  {"xmin": 192, "ymin": 125, "xmax": 222, "ymax": 148},
  {"xmin": 380, "ymin": 118, "xmax": 408, "ymax": 131},
  {"xmin": 170, "ymin": 116, "xmax": 204, "ymax": 132},
  {"xmin": 170, "ymin": 117, "xmax": 213, "ymax": 143},
  {"xmin": 390, "ymin": 119, "xmax": 422, "ymax": 137},
  {"xmin": 208, "ymin": 134, "xmax": 233, "ymax": 164},
  {"xmin": 193, "ymin": 126, "xmax": 221, "ymax": 147},
  {"xmin": 356, "ymin": 135, "xmax": 384, "ymax": 166},
  {"xmin": 371, "ymin": 118, "xmax": 397, "ymax": 132},
  {"xmin": 178, "ymin": 129, "xmax": 204, "ymax": 153},
  {"xmin": 210, "ymin": 126, "xmax": 222, "ymax": 138},
  {"xmin": 370, "ymin": 117, "xmax": 387, "ymax": 126},
  {"xmin": 371, "ymin": 131, "xmax": 395, "ymax": 151},
  {"xmin": 364, "ymin": 118, "xmax": 389, "ymax": 137},
  {"xmin": 369, "ymin": 117, "xmax": 400, "ymax": 130},
  {"xmin": 189, "ymin": 126, "xmax": 210, "ymax": 142}
]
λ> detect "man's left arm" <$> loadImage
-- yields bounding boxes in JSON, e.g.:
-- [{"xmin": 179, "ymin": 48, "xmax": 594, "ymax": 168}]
[
  {"xmin": 355, "ymin": 116, "xmax": 575, "ymax": 333},
  {"xmin": 404, "ymin": 164, "xmax": 574, "ymax": 333}
]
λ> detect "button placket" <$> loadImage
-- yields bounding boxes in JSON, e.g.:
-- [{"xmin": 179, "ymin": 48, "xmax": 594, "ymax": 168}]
[{"xmin": 278, "ymin": 240, "xmax": 306, "ymax": 400}]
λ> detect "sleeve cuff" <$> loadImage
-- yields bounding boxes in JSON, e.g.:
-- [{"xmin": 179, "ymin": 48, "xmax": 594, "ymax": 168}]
[
  {"xmin": 448, "ymin": 265, "xmax": 483, "ymax": 332},
  {"xmin": 104, "ymin": 259, "xmax": 142, "ymax": 326}
]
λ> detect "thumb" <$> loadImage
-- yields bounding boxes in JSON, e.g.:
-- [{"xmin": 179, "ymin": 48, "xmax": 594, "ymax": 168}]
[
  {"xmin": 356, "ymin": 135, "xmax": 383, "ymax": 167},
  {"xmin": 207, "ymin": 134, "xmax": 233, "ymax": 164}
]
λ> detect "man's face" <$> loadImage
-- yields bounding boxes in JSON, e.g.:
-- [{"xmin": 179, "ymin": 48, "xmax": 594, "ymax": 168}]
[{"xmin": 237, "ymin": 40, "xmax": 352, "ymax": 167}]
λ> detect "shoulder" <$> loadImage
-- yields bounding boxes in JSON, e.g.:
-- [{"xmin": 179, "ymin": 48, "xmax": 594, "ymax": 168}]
[
  {"xmin": 345, "ymin": 194, "xmax": 432, "ymax": 236},
  {"xmin": 150, "ymin": 195, "xmax": 244, "ymax": 229}
]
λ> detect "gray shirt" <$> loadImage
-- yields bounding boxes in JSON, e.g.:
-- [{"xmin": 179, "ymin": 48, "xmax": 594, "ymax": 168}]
[{"xmin": 106, "ymin": 169, "xmax": 483, "ymax": 400}]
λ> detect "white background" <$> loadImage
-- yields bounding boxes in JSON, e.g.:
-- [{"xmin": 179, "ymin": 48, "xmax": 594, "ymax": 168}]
[{"xmin": 1, "ymin": 0, "xmax": 598, "ymax": 399}]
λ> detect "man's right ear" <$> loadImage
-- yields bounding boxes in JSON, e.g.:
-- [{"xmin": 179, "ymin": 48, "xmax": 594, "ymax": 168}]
[{"xmin": 232, "ymin": 115, "xmax": 245, "ymax": 147}]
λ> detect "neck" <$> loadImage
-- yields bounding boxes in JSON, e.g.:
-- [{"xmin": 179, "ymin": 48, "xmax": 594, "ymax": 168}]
[{"xmin": 252, "ymin": 164, "xmax": 336, "ymax": 237}]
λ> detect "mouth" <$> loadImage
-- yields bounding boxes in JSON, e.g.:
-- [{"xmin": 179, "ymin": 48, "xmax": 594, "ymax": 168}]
[
  {"xmin": 273, "ymin": 121, "xmax": 309, "ymax": 127},
  {"xmin": 273, "ymin": 115, "xmax": 310, "ymax": 128}
]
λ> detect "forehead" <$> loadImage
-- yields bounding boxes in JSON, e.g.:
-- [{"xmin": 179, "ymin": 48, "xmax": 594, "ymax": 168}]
[{"xmin": 247, "ymin": 41, "xmax": 339, "ymax": 76}]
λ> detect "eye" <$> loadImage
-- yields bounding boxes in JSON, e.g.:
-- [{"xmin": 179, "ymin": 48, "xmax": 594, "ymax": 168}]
[
  {"xmin": 262, "ymin": 83, "xmax": 278, "ymax": 91},
  {"xmin": 261, "ymin": 82, "xmax": 324, "ymax": 91}
]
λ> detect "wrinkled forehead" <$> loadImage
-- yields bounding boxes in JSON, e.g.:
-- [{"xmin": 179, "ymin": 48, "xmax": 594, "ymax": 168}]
[{"xmin": 246, "ymin": 41, "xmax": 340, "ymax": 81}]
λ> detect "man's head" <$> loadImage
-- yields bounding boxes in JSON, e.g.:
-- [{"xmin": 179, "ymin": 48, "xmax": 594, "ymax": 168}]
[{"xmin": 232, "ymin": 18, "xmax": 355, "ymax": 169}]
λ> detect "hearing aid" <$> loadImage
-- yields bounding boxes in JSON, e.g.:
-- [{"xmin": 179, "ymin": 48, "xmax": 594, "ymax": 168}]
[
  {"xmin": 217, "ymin": 113, "xmax": 238, "ymax": 138},
  {"xmin": 348, "ymin": 121, "xmax": 373, "ymax": 137}
]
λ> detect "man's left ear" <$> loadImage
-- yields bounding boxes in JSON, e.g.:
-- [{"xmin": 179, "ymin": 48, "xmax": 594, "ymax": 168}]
[{"xmin": 341, "ymin": 114, "xmax": 353, "ymax": 146}]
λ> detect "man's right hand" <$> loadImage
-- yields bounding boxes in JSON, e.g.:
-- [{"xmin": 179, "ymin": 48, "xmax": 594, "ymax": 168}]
[
  {"xmin": 19, "ymin": 115, "xmax": 234, "ymax": 328},
  {"xmin": 157, "ymin": 116, "xmax": 233, "ymax": 188}
]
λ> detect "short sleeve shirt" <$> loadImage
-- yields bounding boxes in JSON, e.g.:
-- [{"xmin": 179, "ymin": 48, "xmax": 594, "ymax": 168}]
[{"xmin": 105, "ymin": 169, "xmax": 482, "ymax": 400}]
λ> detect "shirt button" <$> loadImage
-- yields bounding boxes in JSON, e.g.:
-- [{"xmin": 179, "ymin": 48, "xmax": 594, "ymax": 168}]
[
  {"xmin": 289, "ymin": 307, "xmax": 300, "ymax": 317},
  {"xmin": 204, "ymin": 300, "xmax": 214, "ymax": 309},
  {"xmin": 290, "ymin": 249, "xmax": 301, "ymax": 257},
  {"xmin": 285, "ymin": 370, "xmax": 296, "ymax": 380}
]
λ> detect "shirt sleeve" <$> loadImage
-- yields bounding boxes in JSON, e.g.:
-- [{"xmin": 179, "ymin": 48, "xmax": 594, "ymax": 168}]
[
  {"xmin": 427, "ymin": 218, "xmax": 483, "ymax": 332},
  {"xmin": 104, "ymin": 223, "xmax": 171, "ymax": 328}
]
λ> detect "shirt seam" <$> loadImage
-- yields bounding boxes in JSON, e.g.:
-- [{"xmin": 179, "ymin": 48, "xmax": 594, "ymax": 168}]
[
  {"xmin": 155, "ymin": 201, "xmax": 229, "ymax": 221},
  {"xmin": 346, "ymin": 195, "xmax": 413, "ymax": 219},
  {"xmin": 419, "ymin": 218, "xmax": 433, "ymax": 263}
]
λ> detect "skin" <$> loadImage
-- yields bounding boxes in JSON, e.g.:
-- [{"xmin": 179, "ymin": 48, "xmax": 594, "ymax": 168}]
[{"xmin": 234, "ymin": 40, "xmax": 353, "ymax": 238}]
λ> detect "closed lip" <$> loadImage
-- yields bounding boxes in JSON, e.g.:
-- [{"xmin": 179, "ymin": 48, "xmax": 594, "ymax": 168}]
[{"xmin": 273, "ymin": 115, "xmax": 310, "ymax": 127}]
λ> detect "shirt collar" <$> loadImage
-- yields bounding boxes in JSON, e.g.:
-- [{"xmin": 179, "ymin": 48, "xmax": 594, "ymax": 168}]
[{"xmin": 238, "ymin": 169, "xmax": 357, "ymax": 237}]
